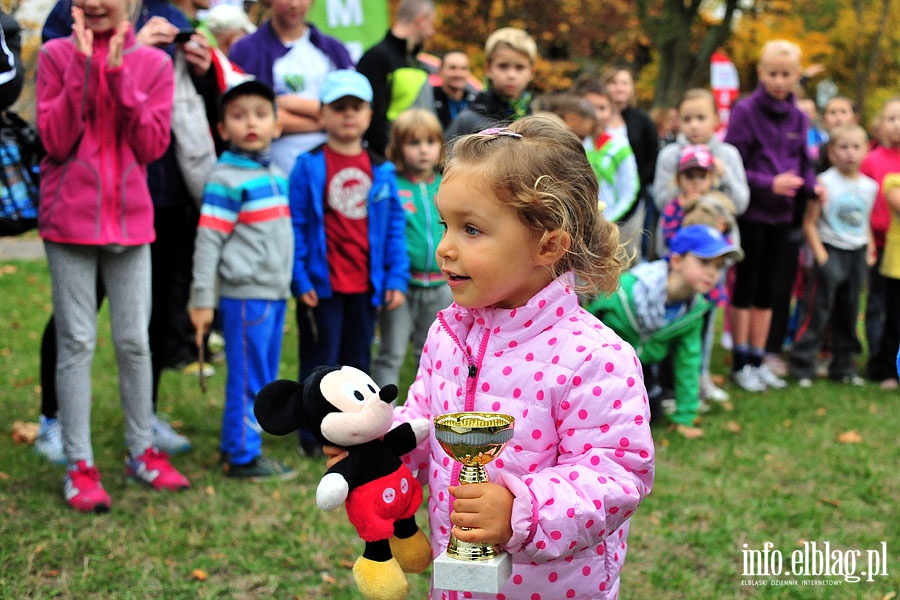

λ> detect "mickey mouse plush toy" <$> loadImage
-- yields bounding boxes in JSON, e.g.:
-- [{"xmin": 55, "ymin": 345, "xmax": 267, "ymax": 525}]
[{"xmin": 255, "ymin": 366, "xmax": 432, "ymax": 600}]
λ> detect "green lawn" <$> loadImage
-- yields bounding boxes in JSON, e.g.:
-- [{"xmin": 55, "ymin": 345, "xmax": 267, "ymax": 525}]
[{"xmin": 1, "ymin": 259, "xmax": 898, "ymax": 599}]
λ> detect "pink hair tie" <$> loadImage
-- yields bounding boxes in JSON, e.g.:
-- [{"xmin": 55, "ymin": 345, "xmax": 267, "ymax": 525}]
[{"xmin": 476, "ymin": 127, "xmax": 523, "ymax": 139}]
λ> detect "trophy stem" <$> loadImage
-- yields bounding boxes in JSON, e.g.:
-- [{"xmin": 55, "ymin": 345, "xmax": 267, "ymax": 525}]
[
  {"xmin": 447, "ymin": 532, "xmax": 501, "ymax": 560},
  {"xmin": 459, "ymin": 464, "xmax": 489, "ymax": 485}
]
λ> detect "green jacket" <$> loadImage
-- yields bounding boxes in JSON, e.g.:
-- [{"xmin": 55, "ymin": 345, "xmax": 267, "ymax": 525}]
[
  {"xmin": 585, "ymin": 266, "xmax": 710, "ymax": 425},
  {"xmin": 397, "ymin": 173, "xmax": 444, "ymax": 286}
]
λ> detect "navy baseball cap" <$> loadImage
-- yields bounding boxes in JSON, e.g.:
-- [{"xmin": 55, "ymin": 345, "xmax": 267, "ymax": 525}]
[
  {"xmin": 669, "ymin": 224, "xmax": 743, "ymax": 262},
  {"xmin": 219, "ymin": 78, "xmax": 276, "ymax": 119}
]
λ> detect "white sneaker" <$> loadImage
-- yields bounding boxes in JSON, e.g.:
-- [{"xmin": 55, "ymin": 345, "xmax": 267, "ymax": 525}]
[
  {"xmin": 152, "ymin": 415, "xmax": 192, "ymax": 455},
  {"xmin": 720, "ymin": 331, "xmax": 733, "ymax": 351},
  {"xmin": 661, "ymin": 398, "xmax": 677, "ymax": 416},
  {"xmin": 797, "ymin": 378, "xmax": 813, "ymax": 388},
  {"xmin": 35, "ymin": 415, "xmax": 66, "ymax": 465},
  {"xmin": 756, "ymin": 363, "xmax": 788, "ymax": 389},
  {"xmin": 731, "ymin": 366, "xmax": 766, "ymax": 393},
  {"xmin": 700, "ymin": 374, "xmax": 730, "ymax": 402}
]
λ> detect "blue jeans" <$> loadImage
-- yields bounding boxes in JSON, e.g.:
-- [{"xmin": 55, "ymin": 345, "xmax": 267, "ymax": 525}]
[{"xmin": 220, "ymin": 297, "xmax": 286, "ymax": 465}]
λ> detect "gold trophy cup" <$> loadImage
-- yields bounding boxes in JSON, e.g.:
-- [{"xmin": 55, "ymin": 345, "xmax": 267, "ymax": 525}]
[{"xmin": 432, "ymin": 412, "xmax": 515, "ymax": 592}]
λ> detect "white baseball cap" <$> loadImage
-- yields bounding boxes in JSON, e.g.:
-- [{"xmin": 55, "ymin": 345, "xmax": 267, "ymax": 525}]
[{"xmin": 206, "ymin": 4, "xmax": 257, "ymax": 34}]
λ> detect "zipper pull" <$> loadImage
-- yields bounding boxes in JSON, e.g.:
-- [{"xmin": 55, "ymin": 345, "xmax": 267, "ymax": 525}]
[{"xmin": 468, "ymin": 364, "xmax": 477, "ymax": 378}]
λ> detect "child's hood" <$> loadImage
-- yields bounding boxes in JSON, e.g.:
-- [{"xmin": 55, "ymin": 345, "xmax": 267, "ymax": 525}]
[{"xmin": 627, "ymin": 259, "xmax": 670, "ymax": 336}]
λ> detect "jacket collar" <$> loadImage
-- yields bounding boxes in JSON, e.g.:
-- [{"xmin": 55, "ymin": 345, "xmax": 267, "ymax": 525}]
[
  {"xmin": 751, "ymin": 83, "xmax": 795, "ymax": 117},
  {"xmin": 438, "ymin": 272, "xmax": 580, "ymax": 345}
]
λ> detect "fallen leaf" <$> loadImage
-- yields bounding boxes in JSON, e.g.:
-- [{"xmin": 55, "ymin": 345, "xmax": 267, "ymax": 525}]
[
  {"xmin": 837, "ymin": 430, "xmax": 863, "ymax": 444},
  {"xmin": 43, "ymin": 570, "xmax": 60, "ymax": 577},
  {"xmin": 870, "ymin": 403, "xmax": 878, "ymax": 414},
  {"xmin": 205, "ymin": 485, "xmax": 216, "ymax": 496},
  {"xmin": 0, "ymin": 472, "xmax": 9, "ymax": 481},
  {"xmin": 783, "ymin": 419, "xmax": 792, "ymax": 428},
  {"xmin": 882, "ymin": 592, "xmax": 897, "ymax": 600},
  {"xmin": 722, "ymin": 420, "xmax": 741, "ymax": 433},
  {"xmin": 338, "ymin": 559, "xmax": 355, "ymax": 569},
  {"xmin": 815, "ymin": 407, "xmax": 826, "ymax": 416},
  {"xmin": 710, "ymin": 374, "xmax": 726, "ymax": 386},
  {"xmin": 11, "ymin": 421, "xmax": 39, "ymax": 445},
  {"xmin": 660, "ymin": 438, "xmax": 670, "ymax": 448},
  {"xmin": 320, "ymin": 572, "xmax": 337, "ymax": 584},
  {"xmin": 190, "ymin": 569, "xmax": 208, "ymax": 581},
  {"xmin": 819, "ymin": 498, "xmax": 841, "ymax": 508}
]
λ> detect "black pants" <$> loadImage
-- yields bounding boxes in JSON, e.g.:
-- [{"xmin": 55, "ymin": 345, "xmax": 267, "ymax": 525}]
[{"xmin": 789, "ymin": 246, "xmax": 865, "ymax": 379}]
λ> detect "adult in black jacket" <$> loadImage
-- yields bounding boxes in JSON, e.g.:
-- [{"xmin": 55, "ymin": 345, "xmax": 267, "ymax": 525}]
[{"xmin": 356, "ymin": 0, "xmax": 435, "ymax": 156}]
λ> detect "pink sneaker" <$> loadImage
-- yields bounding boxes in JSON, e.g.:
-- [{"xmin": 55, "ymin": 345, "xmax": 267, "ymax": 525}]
[
  {"xmin": 64, "ymin": 461, "xmax": 111, "ymax": 513},
  {"xmin": 126, "ymin": 447, "xmax": 190, "ymax": 491}
]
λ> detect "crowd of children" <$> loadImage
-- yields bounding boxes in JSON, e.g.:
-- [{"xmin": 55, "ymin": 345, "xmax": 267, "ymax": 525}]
[{"xmin": 15, "ymin": 0, "xmax": 900, "ymax": 595}]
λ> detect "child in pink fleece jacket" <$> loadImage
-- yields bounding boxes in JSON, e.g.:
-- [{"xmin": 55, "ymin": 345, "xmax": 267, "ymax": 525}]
[
  {"xmin": 36, "ymin": 1, "xmax": 188, "ymax": 513},
  {"xmin": 393, "ymin": 116, "xmax": 655, "ymax": 599}
]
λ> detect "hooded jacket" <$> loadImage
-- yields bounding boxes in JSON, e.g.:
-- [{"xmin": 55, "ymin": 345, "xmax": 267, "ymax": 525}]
[
  {"xmin": 586, "ymin": 260, "xmax": 710, "ymax": 426},
  {"xmin": 36, "ymin": 28, "xmax": 173, "ymax": 245},
  {"xmin": 394, "ymin": 273, "xmax": 655, "ymax": 600},
  {"xmin": 289, "ymin": 145, "xmax": 409, "ymax": 306}
]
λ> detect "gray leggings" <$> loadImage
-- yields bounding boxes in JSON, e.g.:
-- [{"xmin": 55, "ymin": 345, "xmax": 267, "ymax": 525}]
[{"xmin": 45, "ymin": 241, "xmax": 154, "ymax": 464}]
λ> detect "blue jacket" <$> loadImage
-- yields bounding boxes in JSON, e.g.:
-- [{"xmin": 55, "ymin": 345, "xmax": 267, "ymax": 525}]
[{"xmin": 289, "ymin": 146, "xmax": 409, "ymax": 307}]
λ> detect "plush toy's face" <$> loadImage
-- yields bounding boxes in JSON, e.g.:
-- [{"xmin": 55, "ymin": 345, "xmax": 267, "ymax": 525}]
[{"xmin": 318, "ymin": 367, "xmax": 396, "ymax": 447}]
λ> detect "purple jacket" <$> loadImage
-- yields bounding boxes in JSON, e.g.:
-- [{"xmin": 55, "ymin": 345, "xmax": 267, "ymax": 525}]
[
  {"xmin": 394, "ymin": 273, "xmax": 655, "ymax": 600},
  {"xmin": 724, "ymin": 84, "xmax": 816, "ymax": 225},
  {"xmin": 228, "ymin": 21, "xmax": 353, "ymax": 89}
]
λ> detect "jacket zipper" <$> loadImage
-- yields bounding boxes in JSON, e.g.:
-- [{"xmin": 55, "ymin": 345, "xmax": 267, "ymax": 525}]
[{"xmin": 420, "ymin": 180, "xmax": 437, "ymax": 274}]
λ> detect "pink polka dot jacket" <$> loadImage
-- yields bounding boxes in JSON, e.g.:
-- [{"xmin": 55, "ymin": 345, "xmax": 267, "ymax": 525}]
[{"xmin": 394, "ymin": 273, "xmax": 656, "ymax": 600}]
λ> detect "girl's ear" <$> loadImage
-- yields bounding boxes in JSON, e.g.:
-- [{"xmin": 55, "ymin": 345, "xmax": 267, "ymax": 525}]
[{"xmin": 535, "ymin": 229, "xmax": 571, "ymax": 266}]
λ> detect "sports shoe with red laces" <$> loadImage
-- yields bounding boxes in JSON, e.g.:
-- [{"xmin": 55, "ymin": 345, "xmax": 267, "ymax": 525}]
[
  {"xmin": 126, "ymin": 447, "xmax": 190, "ymax": 491},
  {"xmin": 64, "ymin": 461, "xmax": 111, "ymax": 513}
]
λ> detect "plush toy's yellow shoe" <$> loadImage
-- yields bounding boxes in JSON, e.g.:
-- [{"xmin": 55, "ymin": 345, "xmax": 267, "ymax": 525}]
[
  {"xmin": 353, "ymin": 556, "xmax": 408, "ymax": 600},
  {"xmin": 389, "ymin": 530, "xmax": 432, "ymax": 573}
]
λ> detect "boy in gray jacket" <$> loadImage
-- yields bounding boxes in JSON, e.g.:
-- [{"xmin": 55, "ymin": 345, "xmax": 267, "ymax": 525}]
[{"xmin": 190, "ymin": 79, "xmax": 296, "ymax": 481}]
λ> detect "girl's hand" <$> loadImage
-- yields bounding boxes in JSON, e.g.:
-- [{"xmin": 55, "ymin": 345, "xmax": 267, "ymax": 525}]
[
  {"xmin": 383, "ymin": 289, "xmax": 406, "ymax": 310},
  {"xmin": 300, "ymin": 289, "xmax": 319, "ymax": 308},
  {"xmin": 713, "ymin": 156, "xmax": 725, "ymax": 177},
  {"xmin": 135, "ymin": 16, "xmax": 177, "ymax": 48},
  {"xmin": 772, "ymin": 171, "xmax": 804, "ymax": 197},
  {"xmin": 449, "ymin": 483, "xmax": 514, "ymax": 546},
  {"xmin": 107, "ymin": 21, "xmax": 130, "ymax": 69},
  {"xmin": 71, "ymin": 7, "xmax": 93, "ymax": 57},
  {"xmin": 323, "ymin": 444, "xmax": 348, "ymax": 469},
  {"xmin": 182, "ymin": 33, "xmax": 211, "ymax": 76}
]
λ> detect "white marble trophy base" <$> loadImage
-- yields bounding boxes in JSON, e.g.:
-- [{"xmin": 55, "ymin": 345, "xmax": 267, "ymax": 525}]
[{"xmin": 432, "ymin": 550, "xmax": 512, "ymax": 594}]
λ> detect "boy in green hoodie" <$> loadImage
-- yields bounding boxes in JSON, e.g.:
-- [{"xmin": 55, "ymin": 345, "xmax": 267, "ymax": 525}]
[{"xmin": 586, "ymin": 224, "xmax": 743, "ymax": 438}]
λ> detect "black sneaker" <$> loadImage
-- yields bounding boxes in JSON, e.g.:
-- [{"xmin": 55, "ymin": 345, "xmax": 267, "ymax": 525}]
[{"xmin": 224, "ymin": 456, "xmax": 297, "ymax": 481}]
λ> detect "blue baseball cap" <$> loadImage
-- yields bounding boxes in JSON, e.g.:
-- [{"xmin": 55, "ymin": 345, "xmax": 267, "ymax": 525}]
[
  {"xmin": 669, "ymin": 224, "xmax": 743, "ymax": 262},
  {"xmin": 320, "ymin": 70, "xmax": 373, "ymax": 105}
]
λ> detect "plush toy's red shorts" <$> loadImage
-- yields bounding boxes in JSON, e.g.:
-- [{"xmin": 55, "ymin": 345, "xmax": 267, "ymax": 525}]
[{"xmin": 345, "ymin": 464, "xmax": 423, "ymax": 542}]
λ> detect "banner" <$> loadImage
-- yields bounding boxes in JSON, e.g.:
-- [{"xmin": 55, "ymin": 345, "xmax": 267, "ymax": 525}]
[
  {"xmin": 710, "ymin": 50, "xmax": 740, "ymax": 134},
  {"xmin": 309, "ymin": 0, "xmax": 390, "ymax": 63}
]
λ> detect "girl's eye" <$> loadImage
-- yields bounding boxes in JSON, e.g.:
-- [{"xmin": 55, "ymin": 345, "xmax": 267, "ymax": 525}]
[
  {"xmin": 438, "ymin": 220, "xmax": 447, "ymax": 232},
  {"xmin": 464, "ymin": 225, "xmax": 480, "ymax": 236}
]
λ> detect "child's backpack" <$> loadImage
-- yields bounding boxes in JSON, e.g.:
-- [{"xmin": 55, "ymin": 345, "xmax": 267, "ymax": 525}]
[{"xmin": 0, "ymin": 110, "xmax": 43, "ymax": 236}]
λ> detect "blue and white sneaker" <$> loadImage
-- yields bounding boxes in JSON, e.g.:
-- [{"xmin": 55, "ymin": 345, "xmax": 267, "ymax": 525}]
[
  {"xmin": 35, "ymin": 416, "xmax": 66, "ymax": 465},
  {"xmin": 152, "ymin": 415, "xmax": 192, "ymax": 455}
]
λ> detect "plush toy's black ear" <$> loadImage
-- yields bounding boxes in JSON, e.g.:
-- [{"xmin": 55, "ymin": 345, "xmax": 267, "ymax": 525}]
[{"xmin": 255, "ymin": 380, "xmax": 306, "ymax": 435}]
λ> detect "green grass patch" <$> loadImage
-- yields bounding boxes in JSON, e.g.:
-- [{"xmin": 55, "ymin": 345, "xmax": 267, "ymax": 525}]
[{"xmin": 1, "ymin": 259, "xmax": 898, "ymax": 598}]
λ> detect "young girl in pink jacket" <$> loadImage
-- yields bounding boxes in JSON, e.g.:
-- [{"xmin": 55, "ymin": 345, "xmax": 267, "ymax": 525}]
[
  {"xmin": 36, "ymin": 0, "xmax": 189, "ymax": 512},
  {"xmin": 393, "ymin": 116, "xmax": 655, "ymax": 599}
]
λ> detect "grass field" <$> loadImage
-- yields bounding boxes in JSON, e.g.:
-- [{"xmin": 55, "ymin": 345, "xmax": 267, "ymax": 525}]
[{"xmin": 1, "ymin": 258, "xmax": 898, "ymax": 599}]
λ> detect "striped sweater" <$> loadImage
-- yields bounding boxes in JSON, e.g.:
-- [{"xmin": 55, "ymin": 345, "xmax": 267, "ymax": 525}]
[{"xmin": 190, "ymin": 150, "xmax": 293, "ymax": 308}]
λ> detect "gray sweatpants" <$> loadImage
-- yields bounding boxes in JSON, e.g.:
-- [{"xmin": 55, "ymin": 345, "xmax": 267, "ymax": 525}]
[{"xmin": 45, "ymin": 241, "xmax": 154, "ymax": 464}]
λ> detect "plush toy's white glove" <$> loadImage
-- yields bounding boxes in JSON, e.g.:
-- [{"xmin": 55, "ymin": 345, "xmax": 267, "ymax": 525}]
[
  {"xmin": 409, "ymin": 418, "xmax": 431, "ymax": 445},
  {"xmin": 316, "ymin": 472, "xmax": 349, "ymax": 511}
]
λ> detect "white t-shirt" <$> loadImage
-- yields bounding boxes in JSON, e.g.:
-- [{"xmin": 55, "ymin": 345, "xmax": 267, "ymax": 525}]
[
  {"xmin": 270, "ymin": 29, "xmax": 333, "ymax": 174},
  {"xmin": 817, "ymin": 167, "xmax": 878, "ymax": 250}
]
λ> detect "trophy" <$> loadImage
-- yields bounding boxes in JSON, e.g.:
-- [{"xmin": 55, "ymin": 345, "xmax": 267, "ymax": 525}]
[{"xmin": 432, "ymin": 412, "xmax": 515, "ymax": 594}]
